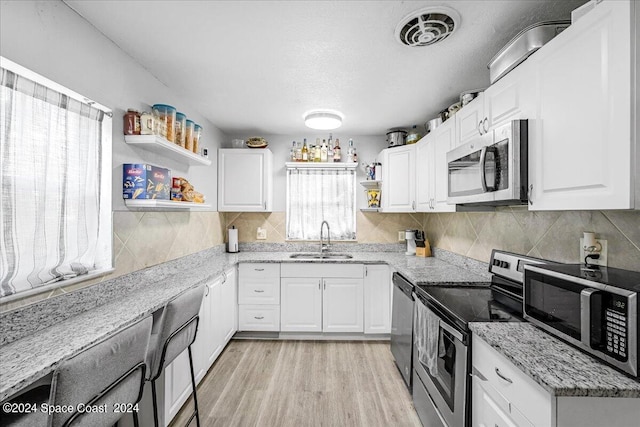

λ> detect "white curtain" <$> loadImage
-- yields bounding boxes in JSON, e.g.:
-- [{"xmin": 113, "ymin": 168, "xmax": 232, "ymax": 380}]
[
  {"xmin": 286, "ymin": 168, "xmax": 356, "ymax": 240},
  {"xmin": 0, "ymin": 65, "xmax": 111, "ymax": 298}
]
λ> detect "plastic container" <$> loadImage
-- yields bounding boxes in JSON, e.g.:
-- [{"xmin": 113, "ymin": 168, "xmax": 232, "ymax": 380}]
[
  {"xmin": 174, "ymin": 112, "xmax": 187, "ymax": 147},
  {"xmin": 152, "ymin": 104, "xmax": 176, "ymax": 142},
  {"xmin": 185, "ymin": 119, "xmax": 195, "ymax": 152},
  {"xmin": 193, "ymin": 124, "xmax": 202, "ymax": 154}
]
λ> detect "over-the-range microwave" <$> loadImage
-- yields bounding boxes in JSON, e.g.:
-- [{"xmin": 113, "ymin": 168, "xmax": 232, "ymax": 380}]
[{"xmin": 446, "ymin": 119, "xmax": 528, "ymax": 206}]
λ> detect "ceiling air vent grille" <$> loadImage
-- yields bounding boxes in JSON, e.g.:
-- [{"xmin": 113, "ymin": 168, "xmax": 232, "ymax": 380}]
[{"xmin": 395, "ymin": 7, "xmax": 460, "ymax": 47}]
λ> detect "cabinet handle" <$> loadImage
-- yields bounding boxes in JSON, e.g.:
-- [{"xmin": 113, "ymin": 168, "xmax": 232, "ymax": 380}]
[
  {"xmin": 527, "ymin": 184, "xmax": 533, "ymax": 205},
  {"xmin": 205, "ymin": 285, "xmax": 210, "ymax": 297},
  {"xmin": 483, "ymin": 117, "xmax": 489, "ymax": 133},
  {"xmin": 254, "ymin": 289, "xmax": 265, "ymax": 293},
  {"xmin": 254, "ymin": 268, "xmax": 264, "ymax": 271},
  {"xmin": 323, "ymin": 280, "xmax": 326, "ymax": 290},
  {"xmin": 222, "ymin": 271, "xmax": 227, "ymax": 283},
  {"xmin": 478, "ymin": 120, "xmax": 484, "ymax": 136},
  {"xmin": 365, "ymin": 267, "xmax": 368, "ymax": 277},
  {"xmin": 264, "ymin": 202, "xmax": 267, "ymax": 210},
  {"xmin": 318, "ymin": 280, "xmax": 321, "ymax": 290},
  {"xmin": 254, "ymin": 316, "xmax": 264, "ymax": 320},
  {"xmin": 412, "ymin": 201, "xmax": 415, "ymax": 210},
  {"xmin": 494, "ymin": 367, "xmax": 513, "ymax": 384}
]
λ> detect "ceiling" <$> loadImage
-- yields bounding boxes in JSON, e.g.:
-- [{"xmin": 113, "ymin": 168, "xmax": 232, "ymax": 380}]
[{"xmin": 65, "ymin": 0, "xmax": 586, "ymax": 136}]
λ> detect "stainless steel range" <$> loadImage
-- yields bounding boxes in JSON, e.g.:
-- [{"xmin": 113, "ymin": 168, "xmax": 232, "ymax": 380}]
[{"xmin": 411, "ymin": 250, "xmax": 555, "ymax": 427}]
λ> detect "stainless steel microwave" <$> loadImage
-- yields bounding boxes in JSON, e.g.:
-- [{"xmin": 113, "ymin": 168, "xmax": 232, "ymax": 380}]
[
  {"xmin": 446, "ymin": 119, "xmax": 528, "ymax": 206},
  {"xmin": 524, "ymin": 263, "xmax": 639, "ymax": 378}
]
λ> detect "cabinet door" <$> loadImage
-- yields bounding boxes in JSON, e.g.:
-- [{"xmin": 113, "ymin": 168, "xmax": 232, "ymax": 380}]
[
  {"xmin": 191, "ymin": 284, "xmax": 211, "ymax": 384},
  {"xmin": 484, "ymin": 62, "xmax": 535, "ymax": 130},
  {"xmin": 218, "ymin": 149, "xmax": 273, "ymax": 211},
  {"xmin": 280, "ymin": 277, "xmax": 322, "ymax": 332},
  {"xmin": 415, "ymin": 137, "xmax": 432, "ymax": 212},
  {"xmin": 222, "ymin": 267, "xmax": 237, "ymax": 343},
  {"xmin": 363, "ymin": 265, "xmax": 391, "ymax": 334},
  {"xmin": 323, "ymin": 278, "xmax": 364, "ymax": 333},
  {"xmin": 164, "ymin": 349, "xmax": 193, "ymax": 425},
  {"xmin": 380, "ymin": 145, "xmax": 416, "ymax": 212},
  {"xmin": 472, "ymin": 377, "xmax": 522, "ymax": 427},
  {"xmin": 529, "ymin": 0, "xmax": 632, "ymax": 210},
  {"xmin": 432, "ymin": 120, "xmax": 456, "ymax": 212},
  {"xmin": 207, "ymin": 278, "xmax": 225, "ymax": 367},
  {"xmin": 455, "ymin": 94, "xmax": 484, "ymax": 146}
]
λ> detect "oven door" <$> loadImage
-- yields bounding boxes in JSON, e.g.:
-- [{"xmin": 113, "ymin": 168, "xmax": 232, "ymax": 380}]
[{"xmin": 413, "ymin": 294, "xmax": 468, "ymax": 427}]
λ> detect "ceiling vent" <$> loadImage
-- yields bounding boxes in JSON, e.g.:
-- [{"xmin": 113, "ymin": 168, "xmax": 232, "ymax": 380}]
[{"xmin": 395, "ymin": 7, "xmax": 460, "ymax": 47}]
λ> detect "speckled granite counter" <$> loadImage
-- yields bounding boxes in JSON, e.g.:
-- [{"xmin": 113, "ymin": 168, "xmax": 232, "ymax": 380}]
[
  {"xmin": 0, "ymin": 247, "xmax": 489, "ymax": 401},
  {"xmin": 470, "ymin": 322, "xmax": 640, "ymax": 398}
]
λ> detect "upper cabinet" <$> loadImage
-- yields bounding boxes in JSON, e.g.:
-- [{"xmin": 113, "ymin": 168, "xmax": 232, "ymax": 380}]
[
  {"xmin": 379, "ymin": 144, "xmax": 416, "ymax": 212},
  {"xmin": 528, "ymin": 0, "xmax": 638, "ymax": 210},
  {"xmin": 416, "ymin": 119, "xmax": 456, "ymax": 212},
  {"xmin": 218, "ymin": 148, "xmax": 273, "ymax": 212}
]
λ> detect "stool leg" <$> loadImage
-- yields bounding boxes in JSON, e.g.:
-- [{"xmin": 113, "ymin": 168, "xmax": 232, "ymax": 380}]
[
  {"xmin": 133, "ymin": 411, "xmax": 140, "ymax": 427},
  {"xmin": 151, "ymin": 379, "xmax": 159, "ymax": 427},
  {"xmin": 187, "ymin": 346, "xmax": 200, "ymax": 427}
]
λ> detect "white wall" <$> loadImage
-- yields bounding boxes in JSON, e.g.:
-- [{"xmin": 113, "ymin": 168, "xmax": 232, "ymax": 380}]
[
  {"xmin": 224, "ymin": 133, "xmax": 389, "ymax": 210},
  {"xmin": 0, "ymin": 0, "xmax": 225, "ymax": 210}
]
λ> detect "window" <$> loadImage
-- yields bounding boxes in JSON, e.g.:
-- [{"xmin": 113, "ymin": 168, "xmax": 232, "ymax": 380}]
[
  {"xmin": 286, "ymin": 166, "xmax": 356, "ymax": 240},
  {"xmin": 0, "ymin": 57, "xmax": 113, "ymax": 300}
]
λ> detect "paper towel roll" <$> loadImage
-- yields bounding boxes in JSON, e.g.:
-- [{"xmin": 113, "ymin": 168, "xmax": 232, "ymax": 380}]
[
  {"xmin": 228, "ymin": 226, "xmax": 238, "ymax": 253},
  {"xmin": 583, "ymin": 232, "xmax": 596, "ymax": 249}
]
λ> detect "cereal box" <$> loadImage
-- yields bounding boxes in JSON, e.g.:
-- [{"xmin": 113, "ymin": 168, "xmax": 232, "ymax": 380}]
[{"xmin": 123, "ymin": 164, "xmax": 171, "ymax": 200}]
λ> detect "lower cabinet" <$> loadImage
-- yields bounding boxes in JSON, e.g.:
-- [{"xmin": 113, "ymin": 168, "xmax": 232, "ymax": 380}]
[
  {"xmin": 363, "ymin": 264, "xmax": 391, "ymax": 334},
  {"xmin": 472, "ymin": 333, "xmax": 640, "ymax": 427},
  {"xmin": 164, "ymin": 267, "xmax": 237, "ymax": 425}
]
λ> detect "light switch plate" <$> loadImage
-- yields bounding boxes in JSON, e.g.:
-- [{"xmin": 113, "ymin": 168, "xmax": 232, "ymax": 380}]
[
  {"xmin": 579, "ymin": 238, "xmax": 608, "ymax": 266},
  {"xmin": 257, "ymin": 227, "xmax": 267, "ymax": 240},
  {"xmin": 398, "ymin": 231, "xmax": 405, "ymax": 242}
]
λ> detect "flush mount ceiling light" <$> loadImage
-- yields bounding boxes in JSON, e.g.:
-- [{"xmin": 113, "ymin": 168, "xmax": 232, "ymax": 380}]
[
  {"xmin": 395, "ymin": 6, "xmax": 460, "ymax": 47},
  {"xmin": 304, "ymin": 110, "xmax": 343, "ymax": 130}
]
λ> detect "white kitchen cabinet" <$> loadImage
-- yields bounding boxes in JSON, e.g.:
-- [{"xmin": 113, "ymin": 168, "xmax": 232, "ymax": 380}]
[
  {"xmin": 472, "ymin": 333, "xmax": 640, "ymax": 427},
  {"xmin": 363, "ymin": 264, "xmax": 391, "ymax": 334},
  {"xmin": 218, "ymin": 148, "xmax": 273, "ymax": 212},
  {"xmin": 163, "ymin": 349, "xmax": 193, "ymax": 426},
  {"xmin": 416, "ymin": 120, "xmax": 456, "ymax": 213},
  {"xmin": 221, "ymin": 267, "xmax": 237, "ymax": 344},
  {"xmin": 280, "ymin": 263, "xmax": 364, "ymax": 333},
  {"xmin": 379, "ymin": 145, "xmax": 416, "ymax": 212},
  {"xmin": 455, "ymin": 93, "xmax": 485, "ymax": 146},
  {"xmin": 280, "ymin": 277, "xmax": 323, "ymax": 332},
  {"xmin": 322, "ymin": 278, "xmax": 364, "ymax": 332},
  {"xmin": 528, "ymin": 0, "xmax": 638, "ymax": 210},
  {"xmin": 238, "ymin": 263, "xmax": 281, "ymax": 331}
]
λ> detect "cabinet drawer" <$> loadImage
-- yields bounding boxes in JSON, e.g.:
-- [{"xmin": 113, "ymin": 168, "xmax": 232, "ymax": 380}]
[
  {"xmin": 238, "ymin": 305, "xmax": 280, "ymax": 331},
  {"xmin": 472, "ymin": 335, "xmax": 551, "ymax": 427},
  {"xmin": 281, "ymin": 263, "xmax": 363, "ymax": 278},
  {"xmin": 239, "ymin": 263, "xmax": 280, "ymax": 278},
  {"xmin": 238, "ymin": 276, "xmax": 279, "ymax": 304}
]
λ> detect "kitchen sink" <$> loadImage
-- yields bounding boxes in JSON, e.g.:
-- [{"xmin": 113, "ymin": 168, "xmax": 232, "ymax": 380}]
[{"xmin": 289, "ymin": 253, "xmax": 353, "ymax": 260}]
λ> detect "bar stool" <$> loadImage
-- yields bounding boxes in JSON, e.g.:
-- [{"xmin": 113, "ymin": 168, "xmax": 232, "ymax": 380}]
[
  {"xmin": 146, "ymin": 285, "xmax": 205, "ymax": 427},
  {"xmin": 2, "ymin": 315, "xmax": 152, "ymax": 427}
]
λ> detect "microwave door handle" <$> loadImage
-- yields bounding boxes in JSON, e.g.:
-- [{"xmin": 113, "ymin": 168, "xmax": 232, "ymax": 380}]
[
  {"xmin": 479, "ymin": 146, "xmax": 488, "ymax": 192},
  {"xmin": 580, "ymin": 288, "xmax": 599, "ymax": 347},
  {"xmin": 485, "ymin": 146, "xmax": 498, "ymax": 191}
]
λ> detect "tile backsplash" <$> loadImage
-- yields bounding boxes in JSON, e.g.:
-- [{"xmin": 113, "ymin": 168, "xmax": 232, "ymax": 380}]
[{"xmin": 0, "ymin": 211, "xmax": 226, "ymax": 312}]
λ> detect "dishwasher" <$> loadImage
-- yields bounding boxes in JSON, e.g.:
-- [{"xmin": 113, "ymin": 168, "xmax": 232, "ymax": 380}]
[{"xmin": 390, "ymin": 272, "xmax": 414, "ymax": 390}]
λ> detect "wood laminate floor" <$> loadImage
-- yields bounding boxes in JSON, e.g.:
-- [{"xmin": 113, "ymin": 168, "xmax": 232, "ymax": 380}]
[{"xmin": 170, "ymin": 340, "xmax": 421, "ymax": 427}]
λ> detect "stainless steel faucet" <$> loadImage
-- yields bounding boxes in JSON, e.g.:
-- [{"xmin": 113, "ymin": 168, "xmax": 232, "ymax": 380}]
[{"xmin": 320, "ymin": 220, "xmax": 330, "ymax": 254}]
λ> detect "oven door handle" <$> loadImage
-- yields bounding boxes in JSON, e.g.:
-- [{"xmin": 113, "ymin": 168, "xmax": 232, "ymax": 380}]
[{"xmin": 438, "ymin": 317, "xmax": 464, "ymax": 342}]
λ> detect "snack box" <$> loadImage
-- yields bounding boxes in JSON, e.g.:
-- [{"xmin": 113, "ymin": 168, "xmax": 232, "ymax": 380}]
[{"xmin": 123, "ymin": 164, "xmax": 171, "ymax": 200}]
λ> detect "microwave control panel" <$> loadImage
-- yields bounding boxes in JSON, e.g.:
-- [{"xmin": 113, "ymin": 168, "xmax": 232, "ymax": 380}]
[{"xmin": 605, "ymin": 296, "xmax": 628, "ymax": 360}]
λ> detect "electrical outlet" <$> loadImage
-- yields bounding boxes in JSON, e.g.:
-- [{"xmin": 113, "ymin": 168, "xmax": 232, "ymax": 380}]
[
  {"xmin": 257, "ymin": 227, "xmax": 267, "ymax": 240},
  {"xmin": 579, "ymin": 238, "xmax": 608, "ymax": 266},
  {"xmin": 398, "ymin": 231, "xmax": 405, "ymax": 242}
]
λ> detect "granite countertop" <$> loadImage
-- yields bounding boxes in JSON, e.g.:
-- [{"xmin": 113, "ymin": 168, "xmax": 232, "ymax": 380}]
[
  {"xmin": 0, "ymin": 248, "xmax": 489, "ymax": 401},
  {"xmin": 470, "ymin": 322, "xmax": 640, "ymax": 398}
]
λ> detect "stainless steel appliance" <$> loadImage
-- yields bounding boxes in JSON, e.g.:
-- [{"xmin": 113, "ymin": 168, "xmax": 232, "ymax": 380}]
[
  {"xmin": 412, "ymin": 250, "xmax": 553, "ymax": 427},
  {"xmin": 391, "ymin": 272, "xmax": 414, "ymax": 390},
  {"xmin": 446, "ymin": 119, "xmax": 528, "ymax": 206},
  {"xmin": 524, "ymin": 264, "xmax": 640, "ymax": 378}
]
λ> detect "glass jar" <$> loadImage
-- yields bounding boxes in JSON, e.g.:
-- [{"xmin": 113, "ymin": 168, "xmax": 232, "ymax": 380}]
[
  {"xmin": 123, "ymin": 109, "xmax": 140, "ymax": 135},
  {"xmin": 193, "ymin": 124, "xmax": 202, "ymax": 154},
  {"xmin": 140, "ymin": 111, "xmax": 155, "ymax": 135},
  {"xmin": 175, "ymin": 112, "xmax": 187, "ymax": 147},
  {"xmin": 185, "ymin": 119, "xmax": 195, "ymax": 152},
  {"xmin": 152, "ymin": 104, "xmax": 176, "ymax": 142}
]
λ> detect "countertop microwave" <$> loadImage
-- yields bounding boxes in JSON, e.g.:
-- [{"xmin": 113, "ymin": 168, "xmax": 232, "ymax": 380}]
[
  {"xmin": 524, "ymin": 263, "xmax": 640, "ymax": 378},
  {"xmin": 446, "ymin": 119, "xmax": 528, "ymax": 206}
]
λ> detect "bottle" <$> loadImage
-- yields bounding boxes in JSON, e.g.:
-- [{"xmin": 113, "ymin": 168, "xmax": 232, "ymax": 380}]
[
  {"xmin": 347, "ymin": 138, "xmax": 354, "ymax": 163},
  {"xmin": 308, "ymin": 141, "xmax": 315, "ymax": 162},
  {"xmin": 302, "ymin": 138, "xmax": 308, "ymax": 162},
  {"xmin": 295, "ymin": 141, "xmax": 303, "ymax": 162},
  {"xmin": 289, "ymin": 141, "xmax": 296, "ymax": 161},
  {"xmin": 314, "ymin": 138, "xmax": 321, "ymax": 162},
  {"xmin": 352, "ymin": 146, "xmax": 358, "ymax": 163},
  {"xmin": 327, "ymin": 133, "xmax": 334, "ymax": 160},
  {"xmin": 333, "ymin": 138, "xmax": 341, "ymax": 162},
  {"xmin": 320, "ymin": 139, "xmax": 328, "ymax": 162}
]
